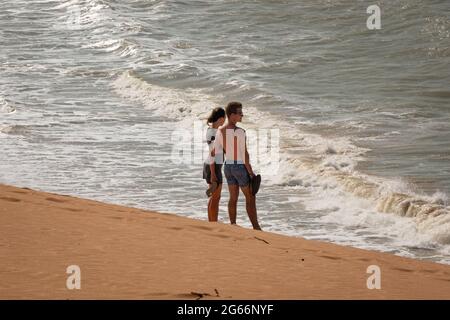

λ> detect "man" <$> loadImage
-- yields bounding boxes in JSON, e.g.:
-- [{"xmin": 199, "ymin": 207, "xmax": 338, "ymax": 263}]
[{"xmin": 211, "ymin": 102, "xmax": 262, "ymax": 230}]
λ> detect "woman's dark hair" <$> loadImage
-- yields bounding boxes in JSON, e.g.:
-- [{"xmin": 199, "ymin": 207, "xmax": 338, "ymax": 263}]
[{"xmin": 207, "ymin": 107, "xmax": 226, "ymax": 124}]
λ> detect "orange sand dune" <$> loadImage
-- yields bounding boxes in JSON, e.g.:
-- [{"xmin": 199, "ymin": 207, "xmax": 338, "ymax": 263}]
[{"xmin": 0, "ymin": 184, "xmax": 449, "ymax": 299}]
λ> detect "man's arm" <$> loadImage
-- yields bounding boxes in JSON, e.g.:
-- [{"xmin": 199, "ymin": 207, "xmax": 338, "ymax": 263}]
[{"xmin": 244, "ymin": 136, "xmax": 255, "ymax": 177}]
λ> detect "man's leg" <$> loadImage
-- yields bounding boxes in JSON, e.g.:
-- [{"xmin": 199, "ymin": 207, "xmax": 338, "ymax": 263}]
[
  {"xmin": 240, "ymin": 185, "xmax": 261, "ymax": 230},
  {"xmin": 227, "ymin": 184, "xmax": 239, "ymax": 225}
]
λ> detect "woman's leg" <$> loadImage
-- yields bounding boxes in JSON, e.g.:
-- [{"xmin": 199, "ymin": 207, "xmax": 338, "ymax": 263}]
[{"xmin": 207, "ymin": 184, "xmax": 222, "ymax": 222}]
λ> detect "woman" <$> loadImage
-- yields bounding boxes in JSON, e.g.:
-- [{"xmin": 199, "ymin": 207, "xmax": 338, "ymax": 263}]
[{"xmin": 203, "ymin": 107, "xmax": 225, "ymax": 222}]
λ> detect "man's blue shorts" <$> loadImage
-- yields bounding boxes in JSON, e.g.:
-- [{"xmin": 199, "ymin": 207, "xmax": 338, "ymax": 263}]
[{"xmin": 224, "ymin": 164, "xmax": 250, "ymax": 187}]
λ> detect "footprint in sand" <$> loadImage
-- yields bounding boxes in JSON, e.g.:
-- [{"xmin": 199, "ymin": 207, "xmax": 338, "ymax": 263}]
[
  {"xmin": 356, "ymin": 258, "xmax": 371, "ymax": 262},
  {"xmin": 209, "ymin": 233, "xmax": 231, "ymax": 239},
  {"xmin": 175, "ymin": 293, "xmax": 200, "ymax": 299},
  {"xmin": 45, "ymin": 197, "xmax": 67, "ymax": 203},
  {"xmin": 61, "ymin": 207, "xmax": 82, "ymax": 212},
  {"xmin": 319, "ymin": 255, "xmax": 342, "ymax": 261},
  {"xmin": 392, "ymin": 267, "xmax": 414, "ymax": 273},
  {"xmin": 9, "ymin": 190, "xmax": 28, "ymax": 195},
  {"xmin": 254, "ymin": 236, "xmax": 270, "ymax": 244},
  {"xmin": 0, "ymin": 196, "xmax": 21, "ymax": 202},
  {"xmin": 167, "ymin": 226, "xmax": 183, "ymax": 231},
  {"xmin": 190, "ymin": 224, "xmax": 232, "ymax": 234},
  {"xmin": 190, "ymin": 225, "xmax": 215, "ymax": 231},
  {"xmin": 421, "ymin": 269, "xmax": 438, "ymax": 274},
  {"xmin": 195, "ymin": 226, "xmax": 240, "ymax": 240},
  {"xmin": 106, "ymin": 215, "xmax": 124, "ymax": 220},
  {"xmin": 176, "ymin": 292, "xmax": 212, "ymax": 300}
]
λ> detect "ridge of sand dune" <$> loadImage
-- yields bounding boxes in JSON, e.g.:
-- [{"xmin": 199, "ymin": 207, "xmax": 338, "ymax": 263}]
[{"xmin": 0, "ymin": 184, "xmax": 449, "ymax": 299}]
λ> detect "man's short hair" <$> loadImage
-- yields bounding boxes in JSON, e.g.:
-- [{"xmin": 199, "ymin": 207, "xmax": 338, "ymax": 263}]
[{"xmin": 225, "ymin": 101, "xmax": 242, "ymax": 117}]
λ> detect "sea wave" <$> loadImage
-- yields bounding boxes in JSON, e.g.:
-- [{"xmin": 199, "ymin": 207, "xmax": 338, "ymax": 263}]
[
  {"xmin": 52, "ymin": 0, "xmax": 142, "ymax": 58},
  {"xmin": 0, "ymin": 97, "xmax": 16, "ymax": 114},
  {"xmin": 112, "ymin": 70, "xmax": 213, "ymax": 121},
  {"xmin": 82, "ymin": 39, "xmax": 139, "ymax": 57}
]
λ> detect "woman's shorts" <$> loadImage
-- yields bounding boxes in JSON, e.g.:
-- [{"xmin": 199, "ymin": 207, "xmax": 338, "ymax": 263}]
[{"xmin": 203, "ymin": 163, "xmax": 223, "ymax": 184}]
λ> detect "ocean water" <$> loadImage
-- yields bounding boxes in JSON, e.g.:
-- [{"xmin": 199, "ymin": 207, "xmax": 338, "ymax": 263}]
[{"xmin": 1, "ymin": 0, "xmax": 450, "ymax": 264}]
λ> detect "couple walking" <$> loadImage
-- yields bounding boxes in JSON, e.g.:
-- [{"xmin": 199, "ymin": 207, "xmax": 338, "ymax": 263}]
[{"xmin": 203, "ymin": 102, "xmax": 262, "ymax": 231}]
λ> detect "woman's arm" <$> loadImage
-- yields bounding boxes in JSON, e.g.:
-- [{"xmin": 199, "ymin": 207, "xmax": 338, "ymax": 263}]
[
  {"xmin": 210, "ymin": 148, "xmax": 217, "ymax": 182},
  {"xmin": 210, "ymin": 129, "xmax": 224, "ymax": 182}
]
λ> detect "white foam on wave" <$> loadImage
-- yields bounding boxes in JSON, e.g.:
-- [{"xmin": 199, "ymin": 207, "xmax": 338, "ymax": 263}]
[
  {"xmin": 277, "ymin": 155, "xmax": 450, "ymax": 248},
  {"xmin": 51, "ymin": 0, "xmax": 80, "ymax": 10},
  {"xmin": 0, "ymin": 125, "xmax": 19, "ymax": 134},
  {"xmin": 53, "ymin": 0, "xmax": 111, "ymax": 30},
  {"xmin": 82, "ymin": 39, "xmax": 139, "ymax": 57},
  {"xmin": 257, "ymin": 113, "xmax": 450, "ymax": 251},
  {"xmin": 0, "ymin": 97, "xmax": 16, "ymax": 115},
  {"xmin": 305, "ymin": 179, "xmax": 442, "ymax": 246},
  {"xmin": 52, "ymin": 0, "xmax": 142, "ymax": 58},
  {"xmin": 1, "ymin": 62, "xmax": 50, "ymax": 73},
  {"xmin": 112, "ymin": 71, "xmax": 214, "ymax": 122}
]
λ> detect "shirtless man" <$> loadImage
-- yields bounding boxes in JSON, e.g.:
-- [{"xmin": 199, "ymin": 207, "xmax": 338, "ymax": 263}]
[{"xmin": 211, "ymin": 101, "xmax": 262, "ymax": 230}]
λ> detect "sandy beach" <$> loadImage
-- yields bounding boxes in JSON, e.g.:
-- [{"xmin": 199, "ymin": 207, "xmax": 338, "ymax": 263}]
[{"xmin": 0, "ymin": 183, "xmax": 449, "ymax": 299}]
